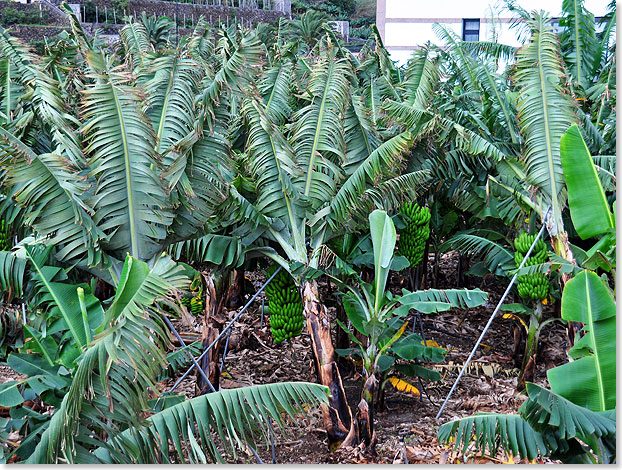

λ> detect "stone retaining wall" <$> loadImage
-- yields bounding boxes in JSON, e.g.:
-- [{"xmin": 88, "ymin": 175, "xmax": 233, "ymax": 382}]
[
  {"xmin": 3, "ymin": 0, "xmax": 288, "ymax": 43},
  {"xmin": 98, "ymin": 0, "xmax": 287, "ymax": 25},
  {"xmin": 4, "ymin": 24, "xmax": 70, "ymax": 41}
]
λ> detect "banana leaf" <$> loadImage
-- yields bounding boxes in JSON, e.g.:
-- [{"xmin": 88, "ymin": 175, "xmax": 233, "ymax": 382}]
[
  {"xmin": 547, "ymin": 270, "xmax": 615, "ymax": 411},
  {"xmin": 560, "ymin": 124, "xmax": 614, "ymax": 239}
]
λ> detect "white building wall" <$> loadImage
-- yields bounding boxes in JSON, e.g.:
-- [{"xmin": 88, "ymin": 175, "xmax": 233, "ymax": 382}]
[
  {"xmin": 384, "ymin": 0, "xmax": 609, "ymax": 19},
  {"xmin": 378, "ymin": 0, "xmax": 612, "ymax": 64}
]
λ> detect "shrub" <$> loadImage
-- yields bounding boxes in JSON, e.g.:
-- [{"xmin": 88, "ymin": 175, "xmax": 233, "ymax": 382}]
[{"xmin": 1, "ymin": 6, "xmax": 47, "ymax": 26}]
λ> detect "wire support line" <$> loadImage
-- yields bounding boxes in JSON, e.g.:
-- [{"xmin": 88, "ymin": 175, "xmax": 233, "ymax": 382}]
[
  {"xmin": 169, "ymin": 266, "xmax": 283, "ymax": 393},
  {"xmin": 435, "ymin": 206, "xmax": 551, "ymax": 419},
  {"xmin": 161, "ymin": 311, "xmax": 217, "ymax": 393}
]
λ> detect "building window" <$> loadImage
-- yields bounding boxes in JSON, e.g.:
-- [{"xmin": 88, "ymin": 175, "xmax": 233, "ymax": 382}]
[
  {"xmin": 550, "ymin": 18, "xmax": 562, "ymax": 34},
  {"xmin": 462, "ymin": 19, "xmax": 480, "ymax": 41}
]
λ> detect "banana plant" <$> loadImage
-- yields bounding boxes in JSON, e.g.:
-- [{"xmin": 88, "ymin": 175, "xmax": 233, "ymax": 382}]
[
  {"xmin": 0, "ymin": 6, "xmax": 262, "ymax": 282},
  {"xmin": 237, "ymin": 36, "xmax": 430, "ymax": 446},
  {"xmin": 0, "ymin": 10, "xmax": 268, "ymax": 390},
  {"xmin": 0, "ymin": 250, "xmax": 329, "ymax": 463},
  {"xmin": 438, "ymin": 270, "xmax": 616, "ymax": 463},
  {"xmin": 511, "ymin": 8, "xmax": 578, "ymax": 259},
  {"xmin": 334, "ymin": 210, "xmax": 487, "ymax": 451},
  {"xmin": 559, "ymin": 0, "xmax": 617, "ymax": 155}
]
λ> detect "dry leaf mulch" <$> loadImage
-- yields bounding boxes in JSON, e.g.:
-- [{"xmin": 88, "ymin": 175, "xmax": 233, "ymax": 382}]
[{"xmin": 165, "ymin": 252, "xmax": 566, "ymax": 464}]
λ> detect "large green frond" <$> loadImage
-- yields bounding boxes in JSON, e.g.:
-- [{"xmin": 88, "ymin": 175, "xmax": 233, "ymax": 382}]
[
  {"xmin": 0, "ymin": 250, "xmax": 25, "ymax": 299},
  {"xmin": 399, "ymin": 287, "xmax": 488, "ymax": 311},
  {"xmin": 521, "ymin": 383, "xmax": 616, "ymax": 442},
  {"xmin": 172, "ymin": 234, "xmax": 243, "ymax": 267},
  {"xmin": 330, "ymin": 132, "xmax": 412, "ymax": 226},
  {"xmin": 81, "ymin": 56, "xmax": 172, "ymax": 261},
  {"xmin": 170, "ymin": 99, "xmax": 233, "ymax": 240},
  {"xmin": 401, "ymin": 46, "xmax": 440, "ymax": 108},
  {"xmin": 343, "ymin": 92, "xmax": 381, "ymax": 175},
  {"xmin": 461, "ymin": 41, "xmax": 518, "ymax": 63},
  {"xmin": 438, "ymin": 413, "xmax": 553, "ymax": 461},
  {"xmin": 514, "ymin": 11, "xmax": 576, "ymax": 232},
  {"xmin": 260, "ymin": 58, "xmax": 293, "ymax": 123},
  {"xmin": 432, "ymin": 24, "xmax": 480, "ymax": 97},
  {"xmin": 0, "ymin": 57, "xmax": 23, "ymax": 123},
  {"xmin": 547, "ymin": 269, "xmax": 615, "ymax": 412},
  {"xmin": 472, "ymin": 58, "xmax": 520, "ymax": 145},
  {"xmin": 560, "ymin": 0, "xmax": 599, "ymax": 89},
  {"xmin": 292, "ymin": 43, "xmax": 351, "ymax": 207},
  {"xmin": 441, "ymin": 230, "xmax": 514, "ymax": 275},
  {"xmin": 199, "ymin": 30, "xmax": 263, "ymax": 128},
  {"xmin": 384, "ymin": 100, "xmax": 505, "ymax": 162},
  {"xmin": 95, "ymin": 382, "xmax": 329, "ymax": 463},
  {"xmin": 0, "ymin": 26, "xmax": 83, "ymax": 165},
  {"xmin": 244, "ymin": 98, "xmax": 303, "ymax": 225},
  {"xmin": 119, "ymin": 20, "xmax": 154, "ymax": 74},
  {"xmin": 26, "ymin": 255, "xmax": 188, "ymax": 464},
  {"xmin": 143, "ymin": 53, "xmax": 203, "ymax": 199},
  {"xmin": 144, "ymin": 54, "xmax": 202, "ymax": 159},
  {"xmin": 332, "ymin": 170, "xmax": 430, "ymax": 235},
  {"xmin": 24, "ymin": 244, "xmax": 101, "ymax": 348},
  {"xmin": 0, "ymin": 129, "xmax": 106, "ymax": 267}
]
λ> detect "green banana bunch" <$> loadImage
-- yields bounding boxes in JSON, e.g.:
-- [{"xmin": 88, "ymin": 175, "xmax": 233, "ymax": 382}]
[
  {"xmin": 0, "ymin": 308, "xmax": 22, "ymax": 359},
  {"xmin": 513, "ymin": 232, "xmax": 547, "ymax": 256},
  {"xmin": 396, "ymin": 201, "xmax": 431, "ymax": 268},
  {"xmin": 0, "ymin": 219, "xmax": 10, "ymax": 251},
  {"xmin": 513, "ymin": 231, "xmax": 550, "ymax": 301},
  {"xmin": 517, "ymin": 273, "xmax": 550, "ymax": 300},
  {"xmin": 265, "ymin": 265, "xmax": 305, "ymax": 344},
  {"xmin": 190, "ymin": 295, "xmax": 203, "ymax": 316},
  {"xmin": 182, "ymin": 275, "xmax": 203, "ymax": 316}
]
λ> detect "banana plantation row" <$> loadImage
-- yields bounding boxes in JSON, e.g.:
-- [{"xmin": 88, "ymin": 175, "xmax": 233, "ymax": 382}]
[{"xmin": 0, "ymin": 0, "xmax": 616, "ymax": 463}]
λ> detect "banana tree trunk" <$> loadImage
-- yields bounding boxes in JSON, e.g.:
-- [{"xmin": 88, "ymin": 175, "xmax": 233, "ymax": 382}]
[
  {"xmin": 374, "ymin": 371, "xmax": 388, "ymax": 412},
  {"xmin": 335, "ymin": 300, "xmax": 351, "ymax": 369},
  {"xmin": 196, "ymin": 270, "xmax": 229, "ymax": 395},
  {"xmin": 517, "ymin": 302, "xmax": 543, "ymax": 390},
  {"xmin": 302, "ymin": 280, "xmax": 353, "ymax": 446},
  {"xmin": 551, "ymin": 231, "xmax": 583, "ymax": 348},
  {"xmin": 225, "ymin": 267, "xmax": 245, "ymax": 309},
  {"xmin": 356, "ymin": 374, "xmax": 378, "ymax": 452}
]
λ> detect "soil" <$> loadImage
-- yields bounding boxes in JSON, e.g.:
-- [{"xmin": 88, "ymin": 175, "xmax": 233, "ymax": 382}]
[
  {"xmin": 164, "ymin": 251, "xmax": 567, "ymax": 464},
  {"xmin": 0, "ymin": 251, "xmax": 565, "ymax": 464},
  {"xmin": 0, "ymin": 364, "xmax": 23, "ymax": 385}
]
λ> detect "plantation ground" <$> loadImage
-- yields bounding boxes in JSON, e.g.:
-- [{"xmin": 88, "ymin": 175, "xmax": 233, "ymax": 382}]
[
  {"xmin": 0, "ymin": 251, "xmax": 567, "ymax": 463},
  {"xmin": 160, "ymin": 251, "xmax": 567, "ymax": 464}
]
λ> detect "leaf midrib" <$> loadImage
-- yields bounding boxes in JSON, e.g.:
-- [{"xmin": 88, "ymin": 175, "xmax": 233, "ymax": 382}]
[
  {"xmin": 28, "ymin": 251, "xmax": 85, "ymax": 347},
  {"xmin": 535, "ymin": 20, "xmax": 561, "ymax": 228},
  {"xmin": 585, "ymin": 274, "xmax": 606, "ymax": 411},
  {"xmin": 267, "ymin": 128, "xmax": 305, "ymax": 255},
  {"xmin": 304, "ymin": 59, "xmax": 335, "ymax": 197},
  {"xmin": 155, "ymin": 58, "xmax": 176, "ymax": 154},
  {"xmin": 110, "ymin": 83, "xmax": 139, "ymax": 258}
]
